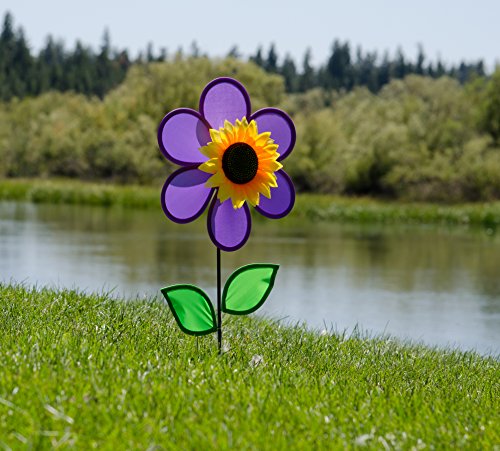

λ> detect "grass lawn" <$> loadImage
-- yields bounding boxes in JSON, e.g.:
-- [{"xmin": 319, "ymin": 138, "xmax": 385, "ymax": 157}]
[
  {"xmin": 1, "ymin": 285, "xmax": 498, "ymax": 449},
  {"xmin": 2, "ymin": 177, "xmax": 500, "ymax": 228}
]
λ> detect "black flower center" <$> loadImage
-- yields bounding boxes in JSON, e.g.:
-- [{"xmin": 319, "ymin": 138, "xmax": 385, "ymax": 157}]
[{"xmin": 222, "ymin": 142, "xmax": 258, "ymax": 184}]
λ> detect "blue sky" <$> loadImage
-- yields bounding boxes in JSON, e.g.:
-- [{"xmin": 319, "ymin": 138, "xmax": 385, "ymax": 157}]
[{"xmin": 2, "ymin": 0, "xmax": 499, "ymax": 69}]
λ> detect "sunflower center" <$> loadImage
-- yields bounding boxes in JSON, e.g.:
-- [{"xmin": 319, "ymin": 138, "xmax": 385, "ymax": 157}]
[{"xmin": 222, "ymin": 142, "xmax": 258, "ymax": 184}]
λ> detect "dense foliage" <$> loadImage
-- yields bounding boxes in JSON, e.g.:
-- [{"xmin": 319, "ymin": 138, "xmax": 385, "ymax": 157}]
[
  {"xmin": 0, "ymin": 12, "xmax": 486, "ymax": 101},
  {"xmin": 285, "ymin": 73, "xmax": 500, "ymax": 201},
  {"xmin": 1, "ymin": 54, "xmax": 499, "ymax": 201},
  {"xmin": 0, "ymin": 58, "xmax": 284, "ymax": 183}
]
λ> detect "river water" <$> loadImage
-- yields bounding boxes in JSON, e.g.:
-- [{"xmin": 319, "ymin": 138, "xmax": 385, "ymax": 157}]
[{"xmin": 1, "ymin": 201, "xmax": 499, "ymax": 355}]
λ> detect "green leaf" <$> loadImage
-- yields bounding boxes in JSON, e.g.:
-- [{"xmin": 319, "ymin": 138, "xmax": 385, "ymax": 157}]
[
  {"xmin": 161, "ymin": 285, "xmax": 216, "ymax": 336},
  {"xmin": 222, "ymin": 264, "xmax": 279, "ymax": 315}
]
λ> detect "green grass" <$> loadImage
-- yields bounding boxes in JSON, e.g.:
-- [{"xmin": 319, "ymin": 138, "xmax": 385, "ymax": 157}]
[
  {"xmin": 1, "ymin": 285, "xmax": 498, "ymax": 449},
  {"xmin": 2, "ymin": 177, "xmax": 500, "ymax": 228}
]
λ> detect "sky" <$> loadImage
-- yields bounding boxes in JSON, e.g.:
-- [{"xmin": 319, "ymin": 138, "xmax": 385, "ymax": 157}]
[{"xmin": 2, "ymin": 0, "xmax": 499, "ymax": 69}]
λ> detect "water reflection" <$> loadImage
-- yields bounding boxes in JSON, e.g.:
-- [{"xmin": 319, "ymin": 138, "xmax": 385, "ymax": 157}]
[{"xmin": 1, "ymin": 201, "xmax": 499, "ymax": 355}]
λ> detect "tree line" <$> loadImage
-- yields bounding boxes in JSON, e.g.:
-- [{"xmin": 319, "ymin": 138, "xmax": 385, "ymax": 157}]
[
  {"xmin": 0, "ymin": 11, "xmax": 488, "ymax": 101},
  {"xmin": 250, "ymin": 42, "xmax": 486, "ymax": 94},
  {"xmin": 0, "ymin": 12, "xmax": 130, "ymax": 100}
]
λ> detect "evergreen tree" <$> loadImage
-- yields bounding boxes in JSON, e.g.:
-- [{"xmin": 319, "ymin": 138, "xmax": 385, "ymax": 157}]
[
  {"xmin": 157, "ymin": 47, "xmax": 167, "ymax": 62},
  {"xmin": 226, "ymin": 45, "xmax": 240, "ymax": 59},
  {"xmin": 351, "ymin": 46, "xmax": 363, "ymax": 87},
  {"xmin": 377, "ymin": 51, "xmax": 391, "ymax": 89},
  {"xmin": 67, "ymin": 40, "xmax": 95, "ymax": 94},
  {"xmin": 0, "ymin": 12, "xmax": 16, "ymax": 99},
  {"xmin": 426, "ymin": 62, "xmax": 435, "ymax": 78},
  {"xmin": 12, "ymin": 27, "xmax": 35, "ymax": 97},
  {"xmin": 250, "ymin": 46, "xmax": 264, "ymax": 68},
  {"xmin": 475, "ymin": 61, "xmax": 485, "ymax": 78},
  {"xmin": 415, "ymin": 44, "xmax": 425, "ymax": 75},
  {"xmin": 117, "ymin": 50, "xmax": 131, "ymax": 71},
  {"xmin": 325, "ymin": 40, "xmax": 352, "ymax": 90},
  {"xmin": 190, "ymin": 41, "xmax": 200, "ymax": 58},
  {"xmin": 0, "ymin": 11, "xmax": 14, "ymax": 44},
  {"xmin": 265, "ymin": 43, "xmax": 278, "ymax": 73},
  {"xmin": 146, "ymin": 42, "xmax": 155, "ymax": 62},
  {"xmin": 95, "ymin": 29, "xmax": 113, "ymax": 98},
  {"xmin": 435, "ymin": 58, "xmax": 446, "ymax": 77},
  {"xmin": 393, "ymin": 47, "xmax": 408, "ymax": 79},
  {"xmin": 280, "ymin": 53, "xmax": 298, "ymax": 92},
  {"xmin": 457, "ymin": 62, "xmax": 468, "ymax": 84},
  {"xmin": 359, "ymin": 51, "xmax": 378, "ymax": 92},
  {"xmin": 38, "ymin": 36, "xmax": 65, "ymax": 92},
  {"xmin": 299, "ymin": 48, "xmax": 315, "ymax": 92},
  {"xmin": 0, "ymin": 16, "xmax": 36, "ymax": 99}
]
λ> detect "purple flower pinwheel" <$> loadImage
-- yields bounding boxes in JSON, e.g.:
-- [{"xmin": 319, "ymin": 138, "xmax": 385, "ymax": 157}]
[{"xmin": 158, "ymin": 77, "xmax": 296, "ymax": 252}]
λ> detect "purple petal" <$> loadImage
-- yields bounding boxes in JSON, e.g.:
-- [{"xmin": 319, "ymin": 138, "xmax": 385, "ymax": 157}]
[
  {"xmin": 199, "ymin": 78, "xmax": 251, "ymax": 130},
  {"xmin": 250, "ymin": 108, "xmax": 296, "ymax": 161},
  {"xmin": 207, "ymin": 198, "xmax": 251, "ymax": 252},
  {"xmin": 158, "ymin": 108, "xmax": 210, "ymax": 166},
  {"xmin": 255, "ymin": 170, "xmax": 295, "ymax": 219},
  {"xmin": 161, "ymin": 167, "xmax": 214, "ymax": 224}
]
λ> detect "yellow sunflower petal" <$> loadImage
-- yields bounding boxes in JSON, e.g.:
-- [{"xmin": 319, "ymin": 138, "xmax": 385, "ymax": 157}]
[
  {"xmin": 217, "ymin": 183, "xmax": 232, "ymax": 203},
  {"xmin": 256, "ymin": 172, "xmax": 278, "ymax": 188},
  {"xmin": 200, "ymin": 142, "xmax": 223, "ymax": 159},
  {"xmin": 198, "ymin": 158, "xmax": 219, "ymax": 174},
  {"xmin": 235, "ymin": 120, "xmax": 245, "ymax": 141},
  {"xmin": 261, "ymin": 159, "xmax": 283, "ymax": 172},
  {"xmin": 257, "ymin": 182, "xmax": 271, "ymax": 199},
  {"xmin": 232, "ymin": 195, "xmax": 246, "ymax": 209},
  {"xmin": 224, "ymin": 120, "xmax": 234, "ymax": 132},
  {"xmin": 247, "ymin": 189, "xmax": 260, "ymax": 207},
  {"xmin": 263, "ymin": 143, "xmax": 279, "ymax": 153},
  {"xmin": 248, "ymin": 120, "xmax": 258, "ymax": 136},
  {"xmin": 205, "ymin": 172, "xmax": 224, "ymax": 187},
  {"xmin": 209, "ymin": 128, "xmax": 223, "ymax": 144},
  {"xmin": 255, "ymin": 131, "xmax": 272, "ymax": 146},
  {"xmin": 220, "ymin": 128, "xmax": 233, "ymax": 147}
]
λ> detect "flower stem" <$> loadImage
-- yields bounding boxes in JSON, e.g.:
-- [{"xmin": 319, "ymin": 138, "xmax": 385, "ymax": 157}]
[{"xmin": 217, "ymin": 247, "xmax": 222, "ymax": 354}]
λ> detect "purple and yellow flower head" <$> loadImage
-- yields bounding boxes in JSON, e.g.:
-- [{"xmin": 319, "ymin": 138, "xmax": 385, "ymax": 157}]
[{"xmin": 158, "ymin": 77, "xmax": 296, "ymax": 251}]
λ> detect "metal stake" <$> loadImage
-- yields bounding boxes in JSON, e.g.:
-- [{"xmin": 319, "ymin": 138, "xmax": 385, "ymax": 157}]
[{"xmin": 217, "ymin": 247, "xmax": 222, "ymax": 354}]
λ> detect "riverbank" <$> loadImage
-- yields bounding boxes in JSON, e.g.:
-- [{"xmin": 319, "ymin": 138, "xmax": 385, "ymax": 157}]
[
  {"xmin": 0, "ymin": 284, "xmax": 498, "ymax": 449},
  {"xmin": 2, "ymin": 178, "xmax": 500, "ymax": 228}
]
